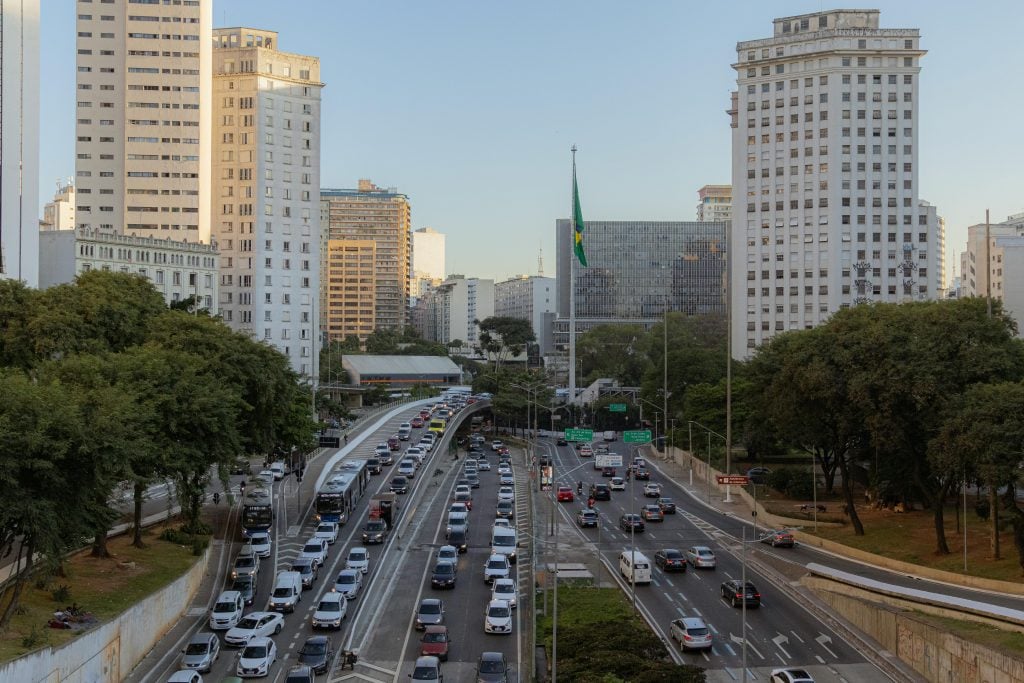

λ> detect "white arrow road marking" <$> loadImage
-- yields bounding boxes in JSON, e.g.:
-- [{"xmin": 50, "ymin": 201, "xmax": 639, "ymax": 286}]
[
  {"xmin": 772, "ymin": 633, "xmax": 791, "ymax": 659},
  {"xmin": 816, "ymin": 633, "xmax": 838, "ymax": 658}
]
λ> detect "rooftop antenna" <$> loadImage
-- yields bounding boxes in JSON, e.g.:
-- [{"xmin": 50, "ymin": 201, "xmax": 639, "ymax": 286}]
[{"xmin": 537, "ymin": 244, "xmax": 544, "ymax": 276}]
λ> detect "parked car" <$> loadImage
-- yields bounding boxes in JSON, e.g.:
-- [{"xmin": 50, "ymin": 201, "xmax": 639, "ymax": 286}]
[
  {"xmin": 761, "ymin": 529, "xmax": 796, "ymax": 548},
  {"xmin": 721, "ymin": 579, "xmax": 761, "ymax": 608},
  {"xmin": 619, "ymin": 514, "xmax": 645, "ymax": 533},
  {"xmin": 654, "ymin": 548, "xmax": 687, "ymax": 572},
  {"xmin": 670, "ymin": 616, "xmax": 713, "ymax": 651},
  {"xmin": 657, "ymin": 497, "xmax": 677, "ymax": 514},
  {"xmin": 420, "ymin": 624, "xmax": 450, "ymax": 661},
  {"xmin": 686, "ymin": 545, "xmax": 717, "ymax": 569}
]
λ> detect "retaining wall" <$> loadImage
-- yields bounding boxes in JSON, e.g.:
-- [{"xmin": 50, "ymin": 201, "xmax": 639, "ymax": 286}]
[{"xmin": 0, "ymin": 546, "xmax": 210, "ymax": 683}]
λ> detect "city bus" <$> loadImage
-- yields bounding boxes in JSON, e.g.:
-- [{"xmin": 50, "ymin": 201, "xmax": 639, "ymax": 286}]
[
  {"xmin": 315, "ymin": 458, "xmax": 370, "ymax": 524},
  {"xmin": 241, "ymin": 485, "xmax": 274, "ymax": 535}
]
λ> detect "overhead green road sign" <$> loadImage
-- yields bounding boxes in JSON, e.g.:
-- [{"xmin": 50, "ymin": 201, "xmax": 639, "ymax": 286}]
[
  {"xmin": 623, "ymin": 429, "xmax": 652, "ymax": 443},
  {"xmin": 565, "ymin": 428, "xmax": 594, "ymax": 442},
  {"xmin": 608, "ymin": 403, "xmax": 627, "ymax": 413}
]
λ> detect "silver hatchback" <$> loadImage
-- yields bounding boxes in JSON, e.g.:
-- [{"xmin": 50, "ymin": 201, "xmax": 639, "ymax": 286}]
[{"xmin": 180, "ymin": 631, "xmax": 220, "ymax": 672}]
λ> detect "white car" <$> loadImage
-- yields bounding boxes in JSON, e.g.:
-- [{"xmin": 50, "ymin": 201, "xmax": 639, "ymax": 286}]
[
  {"xmin": 484, "ymin": 599, "xmax": 513, "ymax": 634},
  {"xmin": 497, "ymin": 486, "xmax": 515, "ymax": 502},
  {"xmin": 477, "ymin": 459, "xmax": 491, "ymax": 471},
  {"xmin": 300, "ymin": 537, "xmax": 329, "ymax": 568},
  {"xmin": 491, "ymin": 577, "xmax": 518, "ymax": 608},
  {"xmin": 492, "ymin": 518, "xmax": 511, "ymax": 529},
  {"xmin": 346, "ymin": 546, "xmax": 370, "ymax": 574},
  {"xmin": 224, "ymin": 611, "xmax": 283, "ymax": 647},
  {"xmin": 490, "ymin": 440, "xmax": 504, "ymax": 451},
  {"xmin": 257, "ymin": 470, "xmax": 275, "ymax": 486},
  {"xmin": 311, "ymin": 591, "xmax": 348, "ymax": 630},
  {"xmin": 454, "ymin": 484, "xmax": 472, "ymax": 498},
  {"xmin": 236, "ymin": 636, "xmax": 276, "ymax": 678},
  {"xmin": 610, "ymin": 477, "xmax": 626, "ymax": 491},
  {"xmin": 449, "ymin": 502, "xmax": 469, "ymax": 516},
  {"xmin": 398, "ymin": 460, "xmax": 417, "ymax": 477},
  {"xmin": 437, "ymin": 545, "xmax": 458, "ymax": 564},
  {"xmin": 269, "ymin": 461, "xmax": 286, "ymax": 480},
  {"xmin": 499, "ymin": 472, "xmax": 514, "ymax": 486},
  {"xmin": 314, "ymin": 522, "xmax": 338, "ymax": 545},
  {"xmin": 166, "ymin": 671, "xmax": 203, "ymax": 683},
  {"xmin": 497, "ymin": 464, "xmax": 512, "ymax": 476},
  {"xmin": 643, "ymin": 482, "xmax": 662, "ymax": 498},
  {"xmin": 483, "ymin": 553, "xmax": 511, "ymax": 584},
  {"xmin": 407, "ymin": 446, "xmax": 426, "ymax": 462},
  {"xmin": 246, "ymin": 531, "xmax": 272, "ymax": 558},
  {"xmin": 770, "ymin": 669, "xmax": 816, "ymax": 683},
  {"xmin": 334, "ymin": 568, "xmax": 362, "ymax": 599}
]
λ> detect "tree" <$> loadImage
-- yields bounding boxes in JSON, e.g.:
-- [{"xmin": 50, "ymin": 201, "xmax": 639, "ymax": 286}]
[
  {"xmin": 576, "ymin": 324, "xmax": 648, "ymax": 386},
  {"xmin": 0, "ymin": 278, "xmax": 40, "ymax": 370},
  {"xmin": 476, "ymin": 317, "xmax": 535, "ymax": 367}
]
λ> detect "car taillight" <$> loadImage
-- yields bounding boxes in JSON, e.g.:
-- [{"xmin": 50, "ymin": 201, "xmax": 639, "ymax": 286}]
[
  {"xmin": 735, "ymin": 593, "xmax": 743, "ymax": 599},
  {"xmin": 683, "ymin": 634, "xmax": 692, "ymax": 640},
  {"xmin": 754, "ymin": 593, "xmax": 761, "ymax": 598}
]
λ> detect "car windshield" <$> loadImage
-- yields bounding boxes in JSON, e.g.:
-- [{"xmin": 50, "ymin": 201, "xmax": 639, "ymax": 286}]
[
  {"xmin": 495, "ymin": 584, "xmax": 513, "ymax": 595},
  {"xmin": 241, "ymin": 645, "xmax": 267, "ymax": 659},
  {"xmin": 412, "ymin": 667, "xmax": 439, "ymax": 680},
  {"xmin": 419, "ymin": 602, "xmax": 441, "ymax": 614},
  {"xmin": 236, "ymin": 616, "xmax": 259, "ymax": 629},
  {"xmin": 303, "ymin": 543, "xmax": 321, "ymax": 553},
  {"xmin": 487, "ymin": 560, "xmax": 505, "ymax": 569},
  {"xmin": 213, "ymin": 601, "xmax": 236, "ymax": 613},
  {"xmin": 185, "ymin": 641, "xmax": 210, "ymax": 655},
  {"xmin": 688, "ymin": 627, "xmax": 709, "ymax": 636},
  {"xmin": 316, "ymin": 525, "xmax": 332, "ymax": 533},
  {"xmin": 301, "ymin": 641, "xmax": 327, "ymax": 655},
  {"xmin": 232, "ymin": 579, "xmax": 252, "ymax": 590},
  {"xmin": 480, "ymin": 659, "xmax": 505, "ymax": 673},
  {"xmin": 350, "ymin": 550, "xmax": 366, "ymax": 560},
  {"xmin": 434, "ymin": 563, "xmax": 454, "ymax": 575},
  {"xmin": 423, "ymin": 631, "xmax": 446, "ymax": 643},
  {"xmin": 366, "ymin": 521, "xmax": 384, "ymax": 530},
  {"xmin": 236, "ymin": 557, "xmax": 255, "ymax": 567},
  {"xmin": 318, "ymin": 600, "xmax": 340, "ymax": 612},
  {"xmin": 338, "ymin": 573, "xmax": 355, "ymax": 584},
  {"xmin": 488, "ymin": 605, "xmax": 510, "ymax": 618}
]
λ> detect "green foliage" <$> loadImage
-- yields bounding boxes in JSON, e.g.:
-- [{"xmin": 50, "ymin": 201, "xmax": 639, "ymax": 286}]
[
  {"xmin": 51, "ymin": 585, "xmax": 71, "ymax": 604},
  {"xmin": 577, "ymin": 324, "xmax": 647, "ymax": 386},
  {"xmin": 476, "ymin": 316, "xmax": 535, "ymax": 366},
  {"xmin": 20, "ymin": 626, "xmax": 44, "ymax": 650}
]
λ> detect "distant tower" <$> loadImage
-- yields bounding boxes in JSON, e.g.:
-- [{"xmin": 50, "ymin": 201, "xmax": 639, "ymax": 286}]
[{"xmin": 537, "ymin": 245, "xmax": 545, "ymax": 277}]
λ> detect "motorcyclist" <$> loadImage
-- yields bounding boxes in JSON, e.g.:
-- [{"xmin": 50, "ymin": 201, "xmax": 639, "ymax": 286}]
[{"xmin": 577, "ymin": 481, "xmax": 583, "ymax": 495}]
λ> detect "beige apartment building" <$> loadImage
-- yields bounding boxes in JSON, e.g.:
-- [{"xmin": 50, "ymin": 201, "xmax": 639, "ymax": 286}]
[
  {"xmin": 696, "ymin": 184, "xmax": 732, "ymax": 223},
  {"xmin": 211, "ymin": 27, "xmax": 323, "ymax": 378},
  {"xmin": 41, "ymin": 180, "xmax": 76, "ymax": 231},
  {"xmin": 74, "ymin": 0, "xmax": 212, "ymax": 243},
  {"xmin": 323, "ymin": 240, "xmax": 376, "ymax": 341},
  {"xmin": 320, "ymin": 181, "xmax": 411, "ymax": 340}
]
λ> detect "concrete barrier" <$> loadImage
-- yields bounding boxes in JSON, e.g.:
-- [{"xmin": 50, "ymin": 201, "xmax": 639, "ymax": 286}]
[{"xmin": 0, "ymin": 546, "xmax": 210, "ymax": 683}]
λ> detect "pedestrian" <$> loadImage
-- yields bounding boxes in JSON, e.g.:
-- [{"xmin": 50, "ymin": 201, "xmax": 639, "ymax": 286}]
[{"xmin": 344, "ymin": 433, "xmax": 348, "ymax": 445}]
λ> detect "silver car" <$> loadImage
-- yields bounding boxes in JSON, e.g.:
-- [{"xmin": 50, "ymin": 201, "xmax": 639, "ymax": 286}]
[
  {"xmin": 180, "ymin": 631, "xmax": 220, "ymax": 672},
  {"xmin": 686, "ymin": 545, "xmax": 717, "ymax": 569}
]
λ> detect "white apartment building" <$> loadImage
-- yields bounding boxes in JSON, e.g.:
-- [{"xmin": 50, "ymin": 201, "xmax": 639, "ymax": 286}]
[
  {"xmin": 41, "ymin": 180, "xmax": 77, "ymax": 231},
  {"xmin": 74, "ymin": 0, "xmax": 212, "ymax": 243},
  {"xmin": 495, "ymin": 274, "xmax": 555, "ymax": 354},
  {"xmin": 696, "ymin": 185, "xmax": 732, "ymax": 223},
  {"xmin": 38, "ymin": 227, "xmax": 218, "ymax": 309},
  {"xmin": 415, "ymin": 275, "xmax": 493, "ymax": 352},
  {"xmin": 730, "ymin": 9, "xmax": 943, "ymax": 357},
  {"xmin": 1, "ymin": 0, "xmax": 40, "ymax": 287},
  {"xmin": 212, "ymin": 28, "xmax": 323, "ymax": 379},
  {"xmin": 411, "ymin": 226, "xmax": 445, "ymax": 301}
]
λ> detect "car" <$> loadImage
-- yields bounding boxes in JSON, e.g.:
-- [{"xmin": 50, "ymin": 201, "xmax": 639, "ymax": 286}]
[
  {"xmin": 437, "ymin": 545, "xmax": 458, "ymax": 563},
  {"xmin": 643, "ymin": 482, "xmax": 661, "ymax": 497},
  {"xmin": 431, "ymin": 560, "xmax": 458, "ymax": 589},
  {"xmin": 290, "ymin": 557, "xmax": 319, "ymax": 589},
  {"xmin": 257, "ymin": 469, "xmax": 276, "ymax": 486},
  {"xmin": 416, "ymin": 598, "xmax": 445, "ymax": 630},
  {"xmin": 420, "ymin": 624, "xmax": 450, "ymax": 661},
  {"xmin": 299, "ymin": 538, "xmax": 329, "ymax": 568},
  {"xmin": 334, "ymin": 568, "xmax": 362, "ymax": 599},
  {"xmin": 231, "ymin": 576, "xmax": 257, "ymax": 606},
  {"xmin": 634, "ymin": 468, "xmax": 651, "ymax": 481},
  {"xmin": 314, "ymin": 522, "xmax": 338, "ymax": 545},
  {"xmin": 269, "ymin": 461, "xmax": 287, "ymax": 480},
  {"xmin": 490, "ymin": 439, "xmax": 504, "ymax": 451},
  {"xmin": 399, "ymin": 423, "xmax": 413, "ymax": 439},
  {"xmin": 657, "ymin": 497, "xmax": 677, "ymax": 514},
  {"xmin": 576, "ymin": 508, "xmax": 599, "ymax": 527},
  {"xmin": 580, "ymin": 444, "xmax": 593, "ymax": 457},
  {"xmin": 419, "ymin": 438, "xmax": 435, "ymax": 452},
  {"xmin": 468, "ymin": 443, "xmax": 485, "ymax": 455},
  {"xmin": 180, "ymin": 631, "xmax": 221, "ymax": 673},
  {"xmin": 686, "ymin": 545, "xmax": 717, "ymax": 569},
  {"xmin": 770, "ymin": 669, "xmax": 816, "ymax": 683},
  {"xmin": 466, "ymin": 473, "xmax": 481, "ymax": 488},
  {"xmin": 362, "ymin": 518, "xmax": 388, "ymax": 544},
  {"xmin": 236, "ymin": 636, "xmax": 276, "ymax": 678},
  {"xmin": 379, "ymin": 450, "xmax": 395, "ymax": 465},
  {"xmin": 446, "ymin": 511, "xmax": 469, "ymax": 536},
  {"xmin": 398, "ymin": 460, "xmax": 417, "ymax": 477},
  {"xmin": 294, "ymin": 636, "xmax": 333, "ymax": 675},
  {"xmin": 284, "ymin": 665, "xmax": 315, "ymax": 683},
  {"xmin": 246, "ymin": 531, "xmax": 271, "ymax": 558},
  {"xmin": 407, "ymin": 446, "xmax": 427, "ymax": 463},
  {"xmin": 590, "ymin": 483, "xmax": 611, "ymax": 501},
  {"xmin": 477, "ymin": 459, "xmax": 491, "ymax": 471},
  {"xmin": 670, "ymin": 616, "xmax": 713, "ymax": 651},
  {"xmin": 641, "ymin": 504, "xmax": 664, "ymax": 522},
  {"xmin": 556, "ymin": 436, "xmax": 568, "ymax": 446},
  {"xmin": 654, "ymin": 548, "xmax": 688, "ymax": 572},
  {"xmin": 420, "ymin": 409, "xmax": 432, "ymax": 419},
  {"xmin": 476, "ymin": 651, "xmax": 509, "ymax": 682},
  {"xmin": 388, "ymin": 436, "xmax": 400, "ymax": 451},
  {"xmin": 484, "ymin": 599, "xmax": 513, "ymax": 634},
  {"xmin": 391, "ymin": 476, "xmax": 409, "ymax": 494},
  {"xmin": 483, "ymin": 553, "xmax": 511, "ymax": 584},
  {"xmin": 498, "ymin": 472, "xmax": 514, "ymax": 486},
  {"xmin": 631, "ymin": 456, "xmax": 647, "ymax": 470},
  {"xmin": 746, "ymin": 466, "xmax": 772, "ymax": 484},
  {"xmin": 224, "ymin": 611, "xmax": 284, "ymax": 647},
  {"xmin": 411, "ymin": 655, "xmax": 443, "ymax": 681},
  {"xmin": 491, "ymin": 577, "xmax": 517, "ymax": 608},
  {"xmin": 230, "ymin": 458, "xmax": 252, "ymax": 475},
  {"xmin": 375, "ymin": 443, "xmax": 390, "ymax": 457},
  {"xmin": 497, "ymin": 486, "xmax": 515, "ymax": 502},
  {"xmin": 609, "ymin": 477, "xmax": 625, "ymax": 491},
  {"xmin": 231, "ymin": 553, "xmax": 259, "ymax": 582},
  {"xmin": 619, "ymin": 513, "xmax": 645, "ymax": 533},
  {"xmin": 601, "ymin": 466, "xmax": 616, "ymax": 477},
  {"xmin": 346, "ymin": 546, "xmax": 370, "ymax": 574},
  {"xmin": 209, "ymin": 590, "xmax": 245, "ymax": 630},
  {"xmin": 454, "ymin": 491, "xmax": 474, "ymax": 509},
  {"xmin": 447, "ymin": 528, "xmax": 468, "ymax": 553},
  {"xmin": 761, "ymin": 528, "xmax": 796, "ymax": 548},
  {"xmin": 556, "ymin": 486, "xmax": 575, "ymax": 502},
  {"xmin": 449, "ymin": 501, "xmax": 470, "ymax": 516},
  {"xmin": 366, "ymin": 457, "xmax": 383, "ymax": 474},
  {"xmin": 492, "ymin": 518, "xmax": 511, "ymax": 530},
  {"xmin": 311, "ymin": 592, "xmax": 347, "ymax": 630},
  {"xmin": 166, "ymin": 671, "xmax": 203, "ymax": 683},
  {"xmin": 495, "ymin": 500, "xmax": 515, "ymax": 519},
  {"xmin": 411, "ymin": 416, "xmax": 425, "ymax": 428},
  {"xmin": 721, "ymin": 579, "xmax": 761, "ymax": 608},
  {"xmin": 454, "ymin": 483, "xmax": 472, "ymax": 497}
]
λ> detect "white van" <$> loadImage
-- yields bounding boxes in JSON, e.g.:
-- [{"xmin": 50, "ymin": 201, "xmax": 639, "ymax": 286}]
[
  {"xmin": 619, "ymin": 550, "xmax": 652, "ymax": 584},
  {"xmin": 491, "ymin": 526, "xmax": 518, "ymax": 564},
  {"xmin": 268, "ymin": 570, "xmax": 303, "ymax": 613},
  {"xmin": 603, "ymin": 430, "xmax": 617, "ymax": 442},
  {"xmin": 398, "ymin": 423, "xmax": 412, "ymax": 440},
  {"xmin": 209, "ymin": 590, "xmax": 244, "ymax": 630}
]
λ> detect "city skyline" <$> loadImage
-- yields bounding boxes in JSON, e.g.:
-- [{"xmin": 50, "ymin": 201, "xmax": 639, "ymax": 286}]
[{"xmin": 38, "ymin": 0, "xmax": 1024, "ymax": 282}]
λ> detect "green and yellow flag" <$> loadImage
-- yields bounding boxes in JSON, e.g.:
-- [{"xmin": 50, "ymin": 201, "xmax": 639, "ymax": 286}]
[{"xmin": 573, "ymin": 173, "xmax": 587, "ymax": 267}]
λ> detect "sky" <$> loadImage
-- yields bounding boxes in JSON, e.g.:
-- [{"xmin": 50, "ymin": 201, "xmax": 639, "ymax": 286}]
[{"xmin": 39, "ymin": 0, "xmax": 1024, "ymax": 284}]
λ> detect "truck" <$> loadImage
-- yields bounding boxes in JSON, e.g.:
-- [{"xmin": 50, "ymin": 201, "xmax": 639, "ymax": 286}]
[
  {"xmin": 368, "ymin": 492, "xmax": 397, "ymax": 527},
  {"xmin": 594, "ymin": 452, "xmax": 623, "ymax": 470}
]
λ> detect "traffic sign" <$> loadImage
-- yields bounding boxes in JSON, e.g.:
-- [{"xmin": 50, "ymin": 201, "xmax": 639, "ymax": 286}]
[
  {"xmin": 716, "ymin": 475, "xmax": 750, "ymax": 486},
  {"xmin": 608, "ymin": 403, "xmax": 627, "ymax": 412},
  {"xmin": 564, "ymin": 428, "xmax": 594, "ymax": 442},
  {"xmin": 623, "ymin": 429, "xmax": 652, "ymax": 443}
]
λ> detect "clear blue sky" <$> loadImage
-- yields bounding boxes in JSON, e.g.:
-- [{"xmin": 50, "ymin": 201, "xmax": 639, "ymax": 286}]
[{"xmin": 39, "ymin": 1, "xmax": 1024, "ymax": 283}]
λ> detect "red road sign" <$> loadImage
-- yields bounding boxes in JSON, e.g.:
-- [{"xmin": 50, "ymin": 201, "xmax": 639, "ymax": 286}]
[{"xmin": 716, "ymin": 475, "xmax": 750, "ymax": 485}]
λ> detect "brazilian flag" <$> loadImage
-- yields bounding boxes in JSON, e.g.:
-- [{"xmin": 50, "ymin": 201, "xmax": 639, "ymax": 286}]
[{"xmin": 573, "ymin": 174, "xmax": 587, "ymax": 267}]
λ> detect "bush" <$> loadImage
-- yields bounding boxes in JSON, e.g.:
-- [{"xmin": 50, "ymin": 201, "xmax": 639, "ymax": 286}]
[
  {"xmin": 191, "ymin": 537, "xmax": 209, "ymax": 556},
  {"xmin": 785, "ymin": 473, "xmax": 815, "ymax": 500},
  {"xmin": 21, "ymin": 626, "xmax": 44, "ymax": 649},
  {"xmin": 767, "ymin": 467, "xmax": 796, "ymax": 493},
  {"xmin": 51, "ymin": 584, "xmax": 71, "ymax": 604}
]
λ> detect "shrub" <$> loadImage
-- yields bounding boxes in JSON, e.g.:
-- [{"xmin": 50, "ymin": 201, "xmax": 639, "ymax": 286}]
[
  {"xmin": 767, "ymin": 467, "xmax": 796, "ymax": 493},
  {"xmin": 51, "ymin": 584, "xmax": 71, "ymax": 604}
]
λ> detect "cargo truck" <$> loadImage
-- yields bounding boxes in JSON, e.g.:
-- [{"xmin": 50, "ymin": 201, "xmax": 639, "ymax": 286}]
[
  {"xmin": 594, "ymin": 452, "xmax": 623, "ymax": 470},
  {"xmin": 368, "ymin": 492, "xmax": 397, "ymax": 527}
]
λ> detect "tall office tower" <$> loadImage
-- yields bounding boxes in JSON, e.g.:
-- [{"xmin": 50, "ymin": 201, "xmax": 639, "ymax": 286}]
[
  {"xmin": 696, "ymin": 185, "xmax": 732, "ymax": 223},
  {"xmin": 74, "ymin": 0, "xmax": 211, "ymax": 243},
  {"xmin": 321, "ymin": 180, "xmax": 411, "ymax": 338},
  {"xmin": 0, "ymin": 0, "xmax": 39, "ymax": 286},
  {"xmin": 41, "ymin": 180, "xmax": 77, "ymax": 231},
  {"xmin": 730, "ymin": 10, "xmax": 941, "ymax": 358},
  {"xmin": 495, "ymin": 275, "xmax": 556, "ymax": 354},
  {"xmin": 411, "ymin": 226, "xmax": 445, "ymax": 301},
  {"xmin": 212, "ymin": 28, "xmax": 323, "ymax": 379}
]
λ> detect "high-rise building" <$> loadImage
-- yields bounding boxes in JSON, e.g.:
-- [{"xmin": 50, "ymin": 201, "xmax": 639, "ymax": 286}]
[
  {"xmin": 211, "ymin": 27, "xmax": 323, "ymax": 378},
  {"xmin": 730, "ymin": 9, "xmax": 942, "ymax": 357},
  {"xmin": 1, "ymin": 0, "xmax": 40, "ymax": 287},
  {"xmin": 323, "ymin": 239, "xmax": 376, "ymax": 342},
  {"xmin": 962, "ymin": 213, "xmax": 1024, "ymax": 299},
  {"xmin": 554, "ymin": 219, "xmax": 727, "ymax": 348},
  {"xmin": 411, "ymin": 226, "xmax": 445, "ymax": 301},
  {"xmin": 321, "ymin": 180, "xmax": 411, "ymax": 339},
  {"xmin": 413, "ymin": 275, "xmax": 493, "ymax": 352},
  {"xmin": 696, "ymin": 185, "xmax": 732, "ymax": 223},
  {"xmin": 74, "ymin": 0, "xmax": 211, "ymax": 243},
  {"xmin": 495, "ymin": 275, "xmax": 556, "ymax": 354},
  {"xmin": 41, "ymin": 180, "xmax": 77, "ymax": 231}
]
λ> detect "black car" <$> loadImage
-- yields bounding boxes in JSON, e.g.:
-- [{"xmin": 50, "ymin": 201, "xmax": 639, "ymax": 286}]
[
  {"xmin": 590, "ymin": 483, "xmax": 611, "ymax": 501},
  {"xmin": 447, "ymin": 528, "xmax": 468, "ymax": 553},
  {"xmin": 657, "ymin": 497, "xmax": 676, "ymax": 514},
  {"xmin": 476, "ymin": 651, "xmax": 510, "ymax": 683},
  {"xmin": 231, "ymin": 576, "xmax": 256, "ymax": 605},
  {"xmin": 601, "ymin": 466, "xmax": 616, "ymax": 477},
  {"xmin": 746, "ymin": 467, "xmax": 771, "ymax": 484},
  {"xmin": 468, "ymin": 443, "xmax": 484, "ymax": 454},
  {"xmin": 297, "ymin": 635, "xmax": 334, "ymax": 674},
  {"xmin": 654, "ymin": 548, "xmax": 687, "ymax": 572},
  {"xmin": 619, "ymin": 514, "xmax": 645, "ymax": 533},
  {"xmin": 430, "ymin": 560, "xmax": 458, "ymax": 589},
  {"xmin": 390, "ymin": 476, "xmax": 409, "ymax": 494},
  {"xmin": 556, "ymin": 437, "xmax": 568, "ymax": 446},
  {"xmin": 367, "ymin": 458, "xmax": 382, "ymax": 475},
  {"xmin": 230, "ymin": 458, "xmax": 251, "ymax": 475},
  {"xmin": 634, "ymin": 468, "xmax": 651, "ymax": 480},
  {"xmin": 721, "ymin": 579, "xmax": 761, "ymax": 608},
  {"xmin": 362, "ymin": 518, "xmax": 389, "ymax": 544}
]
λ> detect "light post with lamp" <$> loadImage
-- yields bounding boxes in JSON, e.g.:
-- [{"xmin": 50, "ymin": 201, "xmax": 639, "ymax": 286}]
[{"xmin": 689, "ymin": 420, "xmax": 726, "ymax": 504}]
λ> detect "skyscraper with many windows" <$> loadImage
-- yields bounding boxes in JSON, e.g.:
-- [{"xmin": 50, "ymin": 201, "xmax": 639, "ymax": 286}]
[{"xmin": 730, "ymin": 9, "xmax": 942, "ymax": 357}]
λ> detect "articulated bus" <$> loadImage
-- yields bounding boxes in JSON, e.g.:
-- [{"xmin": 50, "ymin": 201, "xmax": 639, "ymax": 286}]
[
  {"xmin": 241, "ymin": 485, "xmax": 274, "ymax": 535},
  {"xmin": 428, "ymin": 418, "xmax": 447, "ymax": 434},
  {"xmin": 315, "ymin": 458, "xmax": 370, "ymax": 524}
]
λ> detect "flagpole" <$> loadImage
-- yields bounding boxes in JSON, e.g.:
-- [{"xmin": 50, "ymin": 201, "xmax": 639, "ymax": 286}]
[{"xmin": 569, "ymin": 145, "xmax": 578, "ymax": 408}]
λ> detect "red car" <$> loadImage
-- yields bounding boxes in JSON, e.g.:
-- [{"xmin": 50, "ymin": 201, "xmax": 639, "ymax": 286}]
[
  {"xmin": 387, "ymin": 436, "xmax": 400, "ymax": 451},
  {"xmin": 410, "ymin": 416, "xmax": 425, "ymax": 428},
  {"xmin": 419, "ymin": 624, "xmax": 450, "ymax": 661},
  {"xmin": 498, "ymin": 446, "xmax": 510, "ymax": 455},
  {"xmin": 556, "ymin": 486, "xmax": 575, "ymax": 502},
  {"xmin": 419, "ymin": 409, "xmax": 431, "ymax": 420}
]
